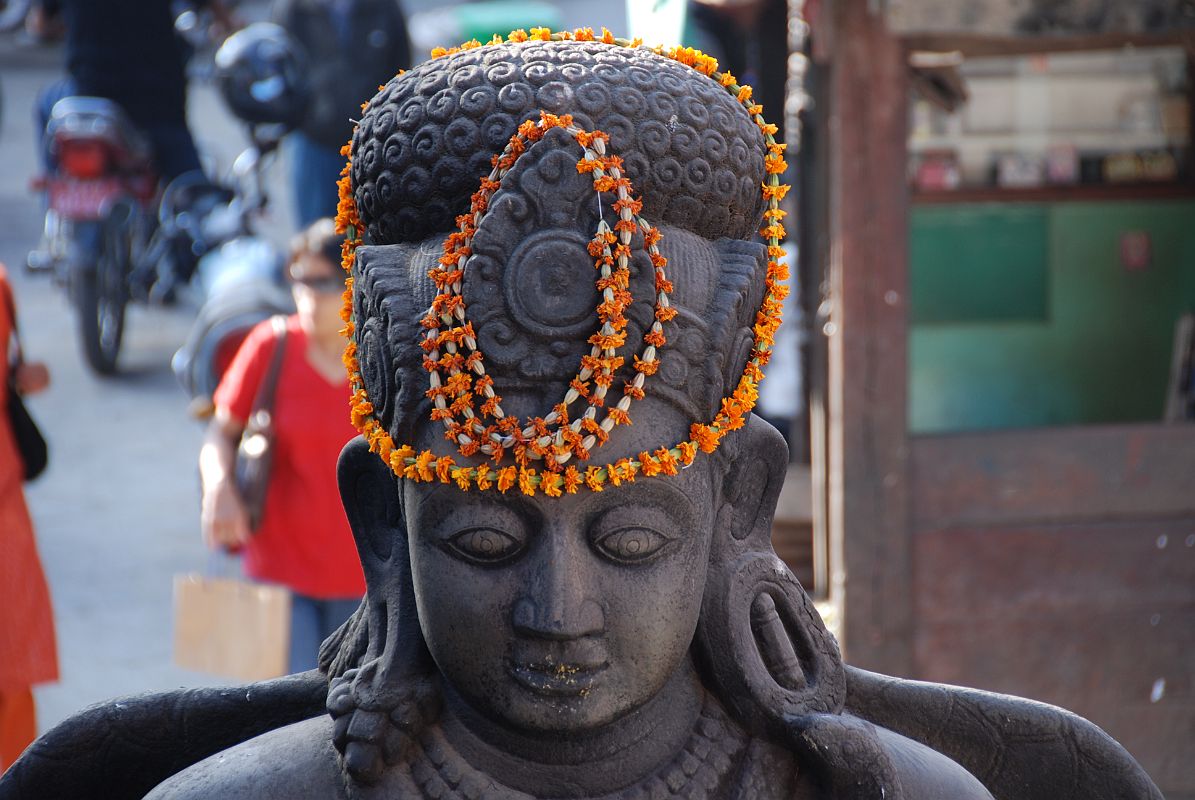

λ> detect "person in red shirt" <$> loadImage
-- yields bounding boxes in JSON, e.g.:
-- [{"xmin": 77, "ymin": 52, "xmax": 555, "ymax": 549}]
[{"xmin": 199, "ymin": 219, "xmax": 363, "ymax": 673}]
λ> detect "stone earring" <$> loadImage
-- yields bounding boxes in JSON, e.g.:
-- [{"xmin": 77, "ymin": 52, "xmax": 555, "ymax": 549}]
[{"xmin": 696, "ymin": 550, "xmax": 847, "ymax": 738}]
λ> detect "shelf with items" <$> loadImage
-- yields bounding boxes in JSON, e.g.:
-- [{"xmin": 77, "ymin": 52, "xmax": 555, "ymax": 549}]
[{"xmin": 907, "ymin": 45, "xmax": 1192, "ymax": 196}]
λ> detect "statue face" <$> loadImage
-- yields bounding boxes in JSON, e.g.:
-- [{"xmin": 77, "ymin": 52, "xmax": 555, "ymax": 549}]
[{"xmin": 405, "ymin": 450, "xmax": 715, "ymax": 733}]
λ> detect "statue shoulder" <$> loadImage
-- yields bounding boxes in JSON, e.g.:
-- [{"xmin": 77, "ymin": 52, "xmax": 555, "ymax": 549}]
[{"xmin": 144, "ymin": 716, "xmax": 347, "ymax": 800}]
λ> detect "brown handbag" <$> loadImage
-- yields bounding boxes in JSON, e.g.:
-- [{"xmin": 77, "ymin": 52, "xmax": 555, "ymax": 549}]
[{"xmin": 235, "ymin": 316, "xmax": 288, "ymax": 531}]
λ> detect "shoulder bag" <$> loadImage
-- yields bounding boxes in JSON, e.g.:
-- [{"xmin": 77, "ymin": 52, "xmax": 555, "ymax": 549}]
[{"xmin": 235, "ymin": 315, "xmax": 288, "ymax": 531}]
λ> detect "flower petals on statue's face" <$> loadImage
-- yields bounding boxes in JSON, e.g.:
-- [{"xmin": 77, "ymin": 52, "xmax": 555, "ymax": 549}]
[{"xmin": 405, "ymin": 461, "xmax": 714, "ymax": 733}]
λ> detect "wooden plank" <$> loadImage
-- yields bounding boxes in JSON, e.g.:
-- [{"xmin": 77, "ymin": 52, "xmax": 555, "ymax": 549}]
[
  {"xmin": 825, "ymin": 0, "xmax": 913, "ymax": 673},
  {"xmin": 914, "ymin": 519, "xmax": 1195, "ymax": 620},
  {"xmin": 911, "ymin": 424, "xmax": 1195, "ymax": 529}
]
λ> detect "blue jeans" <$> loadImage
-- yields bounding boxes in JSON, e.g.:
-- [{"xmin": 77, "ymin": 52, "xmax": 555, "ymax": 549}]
[
  {"xmin": 287, "ymin": 131, "xmax": 345, "ymax": 228},
  {"xmin": 288, "ymin": 593, "xmax": 361, "ymax": 674}
]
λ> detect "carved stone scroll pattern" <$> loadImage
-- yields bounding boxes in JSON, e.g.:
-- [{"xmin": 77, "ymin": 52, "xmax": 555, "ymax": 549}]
[{"xmin": 351, "ymin": 42, "xmax": 767, "ymax": 246}]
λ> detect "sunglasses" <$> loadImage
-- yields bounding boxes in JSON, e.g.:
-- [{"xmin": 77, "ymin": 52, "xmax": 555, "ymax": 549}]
[{"xmin": 291, "ymin": 274, "xmax": 344, "ymax": 293}]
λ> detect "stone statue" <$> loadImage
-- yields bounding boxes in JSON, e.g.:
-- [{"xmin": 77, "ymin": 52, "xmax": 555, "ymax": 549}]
[{"xmin": 0, "ymin": 33, "xmax": 1162, "ymax": 800}]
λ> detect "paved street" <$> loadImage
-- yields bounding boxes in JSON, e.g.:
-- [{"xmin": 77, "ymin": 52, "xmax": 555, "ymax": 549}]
[{"xmin": 1, "ymin": 34, "xmax": 295, "ymax": 732}]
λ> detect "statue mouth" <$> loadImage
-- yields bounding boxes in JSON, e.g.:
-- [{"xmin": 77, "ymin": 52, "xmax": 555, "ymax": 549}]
[{"xmin": 507, "ymin": 659, "xmax": 609, "ymax": 697}]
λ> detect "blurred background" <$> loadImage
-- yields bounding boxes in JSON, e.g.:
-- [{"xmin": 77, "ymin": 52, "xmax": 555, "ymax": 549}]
[{"xmin": 0, "ymin": 0, "xmax": 1192, "ymax": 794}]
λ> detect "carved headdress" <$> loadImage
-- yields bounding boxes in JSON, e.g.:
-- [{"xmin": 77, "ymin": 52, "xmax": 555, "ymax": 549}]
[{"xmin": 338, "ymin": 33, "xmax": 790, "ymax": 495}]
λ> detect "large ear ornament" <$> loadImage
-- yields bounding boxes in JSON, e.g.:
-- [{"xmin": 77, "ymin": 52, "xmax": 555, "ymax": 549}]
[
  {"xmin": 696, "ymin": 418, "xmax": 846, "ymax": 738},
  {"xmin": 330, "ymin": 437, "xmax": 438, "ymax": 787}
]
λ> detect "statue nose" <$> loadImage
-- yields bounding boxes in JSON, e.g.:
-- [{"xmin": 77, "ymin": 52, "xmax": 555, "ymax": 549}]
[{"xmin": 512, "ymin": 536, "xmax": 605, "ymax": 640}]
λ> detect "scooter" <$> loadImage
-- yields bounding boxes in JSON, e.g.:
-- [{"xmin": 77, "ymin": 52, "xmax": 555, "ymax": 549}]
[{"xmin": 171, "ymin": 126, "xmax": 294, "ymax": 417}]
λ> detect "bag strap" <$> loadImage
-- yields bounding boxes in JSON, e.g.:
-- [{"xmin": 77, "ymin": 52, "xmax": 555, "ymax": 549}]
[
  {"xmin": 249, "ymin": 316, "xmax": 289, "ymax": 420},
  {"xmin": 1, "ymin": 274, "xmax": 23, "ymax": 368}
]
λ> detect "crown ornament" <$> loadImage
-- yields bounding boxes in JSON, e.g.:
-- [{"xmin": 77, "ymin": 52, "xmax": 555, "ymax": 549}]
[{"xmin": 336, "ymin": 29, "xmax": 791, "ymax": 496}]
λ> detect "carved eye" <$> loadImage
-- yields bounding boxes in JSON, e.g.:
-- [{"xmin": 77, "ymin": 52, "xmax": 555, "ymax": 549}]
[
  {"xmin": 445, "ymin": 528, "xmax": 524, "ymax": 564},
  {"xmin": 592, "ymin": 527, "xmax": 672, "ymax": 564}
]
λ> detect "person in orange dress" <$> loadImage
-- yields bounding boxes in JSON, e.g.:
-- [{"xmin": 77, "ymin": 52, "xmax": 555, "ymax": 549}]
[{"xmin": 0, "ymin": 264, "xmax": 58, "ymax": 772}]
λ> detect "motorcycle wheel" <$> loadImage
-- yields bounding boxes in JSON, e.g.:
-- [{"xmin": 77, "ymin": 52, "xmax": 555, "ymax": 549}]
[{"xmin": 77, "ymin": 210, "xmax": 131, "ymax": 375}]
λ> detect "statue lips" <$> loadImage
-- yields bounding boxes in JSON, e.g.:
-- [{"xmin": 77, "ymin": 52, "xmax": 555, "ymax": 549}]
[{"xmin": 508, "ymin": 642, "xmax": 610, "ymax": 698}]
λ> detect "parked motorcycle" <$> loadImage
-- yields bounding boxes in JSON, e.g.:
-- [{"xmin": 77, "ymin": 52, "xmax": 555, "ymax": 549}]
[
  {"xmin": 28, "ymin": 20, "xmax": 307, "ymax": 377},
  {"xmin": 29, "ymin": 96, "xmax": 161, "ymax": 373}
]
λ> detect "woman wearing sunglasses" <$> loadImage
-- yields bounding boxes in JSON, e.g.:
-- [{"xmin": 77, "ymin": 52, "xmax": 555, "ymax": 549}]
[{"xmin": 198, "ymin": 218, "xmax": 363, "ymax": 674}]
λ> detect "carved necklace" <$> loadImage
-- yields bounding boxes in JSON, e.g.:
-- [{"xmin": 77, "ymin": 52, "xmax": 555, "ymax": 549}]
[
  {"xmin": 343, "ymin": 693, "xmax": 759, "ymax": 800},
  {"xmin": 416, "ymin": 695, "xmax": 748, "ymax": 800}
]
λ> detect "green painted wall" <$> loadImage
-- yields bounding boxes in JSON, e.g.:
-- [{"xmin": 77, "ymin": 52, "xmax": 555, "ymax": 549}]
[{"xmin": 909, "ymin": 200, "xmax": 1195, "ymax": 433}]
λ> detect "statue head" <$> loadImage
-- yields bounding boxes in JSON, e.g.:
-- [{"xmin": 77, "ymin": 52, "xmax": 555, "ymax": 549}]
[{"xmin": 323, "ymin": 33, "xmax": 844, "ymax": 789}]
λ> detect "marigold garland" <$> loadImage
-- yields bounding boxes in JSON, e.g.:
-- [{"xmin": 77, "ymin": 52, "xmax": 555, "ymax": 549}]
[
  {"xmin": 421, "ymin": 112, "xmax": 673, "ymax": 472},
  {"xmin": 335, "ymin": 29, "xmax": 791, "ymax": 496}
]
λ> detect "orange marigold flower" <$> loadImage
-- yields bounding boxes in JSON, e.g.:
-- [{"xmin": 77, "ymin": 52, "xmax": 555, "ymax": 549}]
[
  {"xmin": 760, "ymin": 223, "xmax": 787, "ymax": 240},
  {"xmin": 453, "ymin": 467, "xmax": 472, "ymax": 491},
  {"xmin": 351, "ymin": 401, "xmax": 374, "ymax": 428},
  {"xmin": 475, "ymin": 464, "xmax": 493, "ymax": 491},
  {"xmin": 623, "ymin": 383, "xmax": 646, "ymax": 401},
  {"xmin": 676, "ymin": 441, "xmax": 698, "ymax": 466},
  {"xmin": 497, "ymin": 466, "xmax": 517, "ymax": 493},
  {"xmin": 518, "ymin": 467, "xmax": 537, "ymax": 496},
  {"xmin": 415, "ymin": 450, "xmax": 436, "ymax": 481},
  {"xmin": 644, "ymin": 329, "xmax": 666, "ymax": 348},
  {"xmin": 638, "ymin": 451, "xmax": 661, "ymax": 477},
  {"xmin": 529, "ymin": 26, "xmax": 552, "ymax": 40},
  {"xmin": 430, "ymin": 46, "xmax": 449, "ymax": 58},
  {"xmin": 600, "ymin": 27, "xmax": 616, "ymax": 43},
  {"xmin": 584, "ymin": 466, "xmax": 606, "ymax": 492},
  {"xmin": 761, "ymin": 182, "xmax": 791, "ymax": 201},
  {"xmin": 563, "ymin": 466, "xmax": 582, "ymax": 493},
  {"xmin": 435, "ymin": 456, "xmax": 456, "ymax": 483},
  {"xmin": 574, "ymin": 27, "xmax": 595, "ymax": 41},
  {"xmin": 654, "ymin": 447, "xmax": 679, "ymax": 475},
  {"xmin": 633, "ymin": 356, "xmax": 659, "ymax": 376},
  {"xmin": 576, "ymin": 159, "xmax": 599, "ymax": 174},
  {"xmin": 736, "ymin": 85, "xmax": 753, "ymax": 103},
  {"xmin": 747, "ymin": 103, "xmax": 764, "ymax": 115},
  {"xmin": 589, "ymin": 331, "xmax": 628, "ymax": 350},
  {"xmin": 764, "ymin": 154, "xmax": 787, "ymax": 175},
  {"xmin": 508, "ymin": 28, "xmax": 528, "ymax": 42},
  {"xmin": 655, "ymin": 305, "xmax": 678, "ymax": 323},
  {"xmin": 607, "ymin": 407, "xmax": 631, "ymax": 427},
  {"xmin": 389, "ymin": 445, "xmax": 416, "ymax": 473},
  {"xmin": 691, "ymin": 423, "xmax": 721, "ymax": 453},
  {"xmin": 541, "ymin": 472, "xmax": 563, "ymax": 497}
]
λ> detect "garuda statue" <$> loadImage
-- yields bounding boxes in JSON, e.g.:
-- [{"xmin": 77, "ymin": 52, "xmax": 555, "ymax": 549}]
[{"xmin": 0, "ymin": 30, "xmax": 1162, "ymax": 800}]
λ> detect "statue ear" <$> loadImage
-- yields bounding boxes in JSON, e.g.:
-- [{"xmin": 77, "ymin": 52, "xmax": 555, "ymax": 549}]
[
  {"xmin": 696, "ymin": 416, "xmax": 847, "ymax": 740},
  {"xmin": 332, "ymin": 437, "xmax": 436, "ymax": 784},
  {"xmin": 714, "ymin": 415, "xmax": 789, "ymax": 548},
  {"xmin": 338, "ymin": 435, "xmax": 405, "ymax": 586}
]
